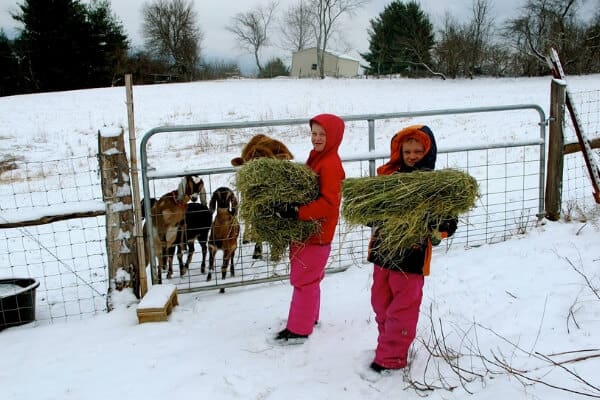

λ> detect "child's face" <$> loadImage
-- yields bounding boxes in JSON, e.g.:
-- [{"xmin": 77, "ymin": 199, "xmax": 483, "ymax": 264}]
[
  {"xmin": 402, "ymin": 139, "xmax": 425, "ymax": 167},
  {"xmin": 311, "ymin": 122, "xmax": 327, "ymax": 152}
]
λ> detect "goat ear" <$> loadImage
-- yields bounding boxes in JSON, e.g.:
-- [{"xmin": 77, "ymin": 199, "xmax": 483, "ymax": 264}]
[
  {"xmin": 209, "ymin": 193, "xmax": 216, "ymax": 214},
  {"xmin": 231, "ymin": 157, "xmax": 244, "ymax": 166},
  {"xmin": 229, "ymin": 192, "xmax": 239, "ymax": 215}
]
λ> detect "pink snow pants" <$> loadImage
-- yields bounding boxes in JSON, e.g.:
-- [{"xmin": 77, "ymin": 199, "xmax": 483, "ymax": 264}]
[
  {"xmin": 371, "ymin": 265, "xmax": 424, "ymax": 369},
  {"xmin": 285, "ymin": 243, "xmax": 331, "ymax": 336}
]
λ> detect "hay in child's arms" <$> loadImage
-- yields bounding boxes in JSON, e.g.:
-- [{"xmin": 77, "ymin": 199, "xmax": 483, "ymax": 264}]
[
  {"xmin": 342, "ymin": 169, "xmax": 479, "ymax": 254},
  {"xmin": 235, "ymin": 158, "xmax": 321, "ymax": 262}
]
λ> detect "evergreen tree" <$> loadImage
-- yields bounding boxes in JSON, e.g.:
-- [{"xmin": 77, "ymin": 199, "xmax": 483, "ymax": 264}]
[
  {"xmin": 85, "ymin": 0, "xmax": 129, "ymax": 87},
  {"xmin": 361, "ymin": 1, "xmax": 434, "ymax": 77},
  {"xmin": 12, "ymin": 0, "xmax": 128, "ymax": 93},
  {"xmin": 258, "ymin": 57, "xmax": 289, "ymax": 78},
  {"xmin": 0, "ymin": 31, "xmax": 20, "ymax": 96}
]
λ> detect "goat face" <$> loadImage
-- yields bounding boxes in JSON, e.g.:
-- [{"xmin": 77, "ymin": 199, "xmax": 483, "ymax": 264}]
[
  {"xmin": 177, "ymin": 175, "xmax": 206, "ymax": 203},
  {"xmin": 209, "ymin": 187, "xmax": 238, "ymax": 215}
]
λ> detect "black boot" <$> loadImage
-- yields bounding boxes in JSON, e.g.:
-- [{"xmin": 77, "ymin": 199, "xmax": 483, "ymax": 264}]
[
  {"xmin": 274, "ymin": 328, "xmax": 308, "ymax": 344},
  {"xmin": 369, "ymin": 362, "xmax": 391, "ymax": 373}
]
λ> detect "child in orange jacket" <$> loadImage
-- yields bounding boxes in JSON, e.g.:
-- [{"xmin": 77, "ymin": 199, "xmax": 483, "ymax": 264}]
[{"xmin": 367, "ymin": 125, "xmax": 457, "ymax": 372}]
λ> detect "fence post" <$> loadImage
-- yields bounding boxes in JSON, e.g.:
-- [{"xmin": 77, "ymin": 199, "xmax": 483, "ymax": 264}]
[
  {"xmin": 125, "ymin": 74, "xmax": 148, "ymax": 299},
  {"xmin": 545, "ymin": 79, "xmax": 566, "ymax": 221},
  {"xmin": 98, "ymin": 128, "xmax": 138, "ymax": 309}
]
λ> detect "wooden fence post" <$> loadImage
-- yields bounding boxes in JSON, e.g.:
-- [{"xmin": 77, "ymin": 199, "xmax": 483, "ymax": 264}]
[
  {"xmin": 545, "ymin": 79, "xmax": 566, "ymax": 221},
  {"xmin": 125, "ymin": 74, "xmax": 148, "ymax": 298},
  {"xmin": 98, "ymin": 128, "xmax": 138, "ymax": 309}
]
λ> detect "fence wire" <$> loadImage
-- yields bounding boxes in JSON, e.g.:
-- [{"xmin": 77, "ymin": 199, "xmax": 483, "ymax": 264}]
[
  {"xmin": 1, "ymin": 91, "xmax": 598, "ymax": 326},
  {"xmin": 564, "ymin": 89, "xmax": 600, "ymax": 214},
  {"xmin": 0, "ymin": 156, "xmax": 108, "ymax": 324}
]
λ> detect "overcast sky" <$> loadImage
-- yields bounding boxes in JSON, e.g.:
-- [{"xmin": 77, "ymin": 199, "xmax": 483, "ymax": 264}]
[{"xmin": 0, "ymin": 0, "xmax": 595, "ymax": 73}]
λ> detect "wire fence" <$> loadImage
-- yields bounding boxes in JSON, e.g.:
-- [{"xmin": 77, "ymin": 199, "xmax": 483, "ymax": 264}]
[
  {"xmin": 0, "ymin": 90, "xmax": 598, "ymax": 327},
  {"xmin": 563, "ymin": 89, "xmax": 600, "ymax": 216},
  {"xmin": 140, "ymin": 104, "xmax": 546, "ymax": 294},
  {"xmin": 0, "ymin": 156, "xmax": 108, "ymax": 324},
  {"xmin": 150, "ymin": 138, "xmax": 544, "ymax": 295}
]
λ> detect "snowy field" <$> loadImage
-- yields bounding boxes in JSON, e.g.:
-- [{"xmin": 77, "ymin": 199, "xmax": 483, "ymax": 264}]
[{"xmin": 0, "ymin": 74, "xmax": 599, "ymax": 399}]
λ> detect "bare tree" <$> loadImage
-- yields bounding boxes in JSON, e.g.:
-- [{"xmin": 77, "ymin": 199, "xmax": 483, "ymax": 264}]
[
  {"xmin": 308, "ymin": 0, "xmax": 369, "ymax": 79},
  {"xmin": 433, "ymin": 13, "xmax": 466, "ymax": 78},
  {"xmin": 142, "ymin": 0, "xmax": 203, "ymax": 81},
  {"xmin": 466, "ymin": 0, "xmax": 494, "ymax": 75},
  {"xmin": 434, "ymin": 0, "xmax": 504, "ymax": 78},
  {"xmin": 226, "ymin": 1, "xmax": 279, "ymax": 74},
  {"xmin": 279, "ymin": 0, "xmax": 315, "ymax": 52},
  {"xmin": 504, "ymin": 0, "xmax": 584, "ymax": 75}
]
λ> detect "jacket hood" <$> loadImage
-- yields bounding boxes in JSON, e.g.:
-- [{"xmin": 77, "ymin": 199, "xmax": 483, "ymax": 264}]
[
  {"xmin": 377, "ymin": 125, "xmax": 437, "ymax": 175},
  {"xmin": 306, "ymin": 113, "xmax": 344, "ymax": 167}
]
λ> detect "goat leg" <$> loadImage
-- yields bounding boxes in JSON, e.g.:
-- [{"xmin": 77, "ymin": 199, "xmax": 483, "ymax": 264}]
[
  {"xmin": 207, "ymin": 245, "xmax": 215, "ymax": 281},
  {"xmin": 181, "ymin": 240, "xmax": 194, "ymax": 277},
  {"xmin": 200, "ymin": 242, "xmax": 207, "ymax": 273},
  {"xmin": 177, "ymin": 246, "xmax": 187, "ymax": 277}
]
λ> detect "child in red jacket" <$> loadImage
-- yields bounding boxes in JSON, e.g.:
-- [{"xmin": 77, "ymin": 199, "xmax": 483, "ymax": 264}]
[
  {"xmin": 273, "ymin": 113, "xmax": 346, "ymax": 343},
  {"xmin": 367, "ymin": 125, "xmax": 457, "ymax": 372}
]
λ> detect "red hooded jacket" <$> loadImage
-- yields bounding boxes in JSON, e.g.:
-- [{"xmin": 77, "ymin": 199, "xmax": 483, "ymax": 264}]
[{"xmin": 297, "ymin": 114, "xmax": 346, "ymax": 245}]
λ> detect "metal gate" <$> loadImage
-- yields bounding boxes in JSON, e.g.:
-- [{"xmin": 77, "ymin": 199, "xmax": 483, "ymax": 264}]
[{"xmin": 140, "ymin": 105, "xmax": 546, "ymax": 294}]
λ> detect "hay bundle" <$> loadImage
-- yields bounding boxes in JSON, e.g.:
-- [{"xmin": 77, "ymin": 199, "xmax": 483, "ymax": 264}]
[
  {"xmin": 235, "ymin": 158, "xmax": 320, "ymax": 262},
  {"xmin": 342, "ymin": 169, "xmax": 479, "ymax": 256}
]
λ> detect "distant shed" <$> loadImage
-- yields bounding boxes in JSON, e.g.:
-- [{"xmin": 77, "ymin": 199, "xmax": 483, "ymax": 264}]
[{"xmin": 291, "ymin": 47, "xmax": 360, "ymax": 78}]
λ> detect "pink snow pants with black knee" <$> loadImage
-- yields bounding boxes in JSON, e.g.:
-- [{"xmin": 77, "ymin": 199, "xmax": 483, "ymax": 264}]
[
  {"xmin": 371, "ymin": 265, "xmax": 424, "ymax": 369},
  {"xmin": 285, "ymin": 243, "xmax": 331, "ymax": 336}
]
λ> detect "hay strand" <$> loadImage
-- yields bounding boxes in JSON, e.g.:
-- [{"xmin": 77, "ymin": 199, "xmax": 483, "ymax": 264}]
[
  {"xmin": 235, "ymin": 158, "xmax": 320, "ymax": 262},
  {"xmin": 342, "ymin": 169, "xmax": 479, "ymax": 256}
]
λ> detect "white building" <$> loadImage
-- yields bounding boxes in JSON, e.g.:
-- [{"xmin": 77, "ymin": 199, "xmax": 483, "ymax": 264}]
[{"xmin": 291, "ymin": 47, "xmax": 360, "ymax": 78}]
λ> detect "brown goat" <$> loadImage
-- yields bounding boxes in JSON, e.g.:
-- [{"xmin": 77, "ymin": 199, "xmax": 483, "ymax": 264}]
[
  {"xmin": 207, "ymin": 187, "xmax": 240, "ymax": 283},
  {"xmin": 230, "ymin": 133, "xmax": 293, "ymax": 167},
  {"xmin": 231, "ymin": 134, "xmax": 294, "ymax": 260},
  {"xmin": 144, "ymin": 175, "xmax": 205, "ymax": 283}
]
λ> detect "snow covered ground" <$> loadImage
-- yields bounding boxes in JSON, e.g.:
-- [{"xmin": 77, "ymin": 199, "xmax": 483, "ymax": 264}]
[{"xmin": 1, "ymin": 75, "xmax": 599, "ymax": 399}]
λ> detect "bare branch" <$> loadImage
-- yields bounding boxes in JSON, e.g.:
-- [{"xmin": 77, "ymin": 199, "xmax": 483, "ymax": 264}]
[{"xmin": 226, "ymin": 1, "xmax": 279, "ymax": 73}]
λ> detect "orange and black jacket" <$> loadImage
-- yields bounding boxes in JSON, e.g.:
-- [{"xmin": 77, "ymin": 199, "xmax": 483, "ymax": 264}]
[{"xmin": 367, "ymin": 125, "xmax": 456, "ymax": 276}]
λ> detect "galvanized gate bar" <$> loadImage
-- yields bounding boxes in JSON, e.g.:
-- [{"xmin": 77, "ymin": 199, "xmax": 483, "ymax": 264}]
[{"xmin": 140, "ymin": 104, "xmax": 547, "ymax": 288}]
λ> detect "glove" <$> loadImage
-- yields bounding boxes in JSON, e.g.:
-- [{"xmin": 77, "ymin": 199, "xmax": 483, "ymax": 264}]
[
  {"xmin": 438, "ymin": 218, "xmax": 458, "ymax": 237},
  {"xmin": 274, "ymin": 203, "xmax": 299, "ymax": 219}
]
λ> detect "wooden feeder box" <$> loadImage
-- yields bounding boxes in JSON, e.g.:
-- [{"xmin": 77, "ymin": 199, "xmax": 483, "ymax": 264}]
[{"xmin": 136, "ymin": 284, "xmax": 178, "ymax": 323}]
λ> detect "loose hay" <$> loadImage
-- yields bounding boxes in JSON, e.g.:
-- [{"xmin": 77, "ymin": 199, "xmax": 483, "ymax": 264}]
[
  {"xmin": 342, "ymin": 169, "xmax": 479, "ymax": 256},
  {"xmin": 235, "ymin": 158, "xmax": 320, "ymax": 262}
]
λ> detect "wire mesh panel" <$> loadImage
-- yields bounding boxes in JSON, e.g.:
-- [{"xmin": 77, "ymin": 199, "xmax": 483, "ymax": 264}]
[
  {"xmin": 140, "ymin": 106, "xmax": 547, "ymax": 294},
  {"xmin": 0, "ymin": 105, "xmax": 553, "ymax": 321},
  {"xmin": 0, "ymin": 156, "xmax": 108, "ymax": 324},
  {"xmin": 563, "ymin": 89, "xmax": 600, "ymax": 215}
]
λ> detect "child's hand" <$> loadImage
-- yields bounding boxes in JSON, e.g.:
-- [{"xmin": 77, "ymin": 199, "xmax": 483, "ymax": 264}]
[{"xmin": 438, "ymin": 218, "xmax": 458, "ymax": 237}]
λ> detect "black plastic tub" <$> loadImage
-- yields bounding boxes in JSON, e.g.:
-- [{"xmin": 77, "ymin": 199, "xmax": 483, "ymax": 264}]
[{"xmin": 0, "ymin": 278, "xmax": 40, "ymax": 331}]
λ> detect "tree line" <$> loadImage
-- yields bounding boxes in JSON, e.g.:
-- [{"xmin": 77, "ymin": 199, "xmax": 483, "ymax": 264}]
[
  {"xmin": 0, "ymin": 0, "xmax": 598, "ymax": 96},
  {"xmin": 362, "ymin": 0, "xmax": 600, "ymax": 79}
]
